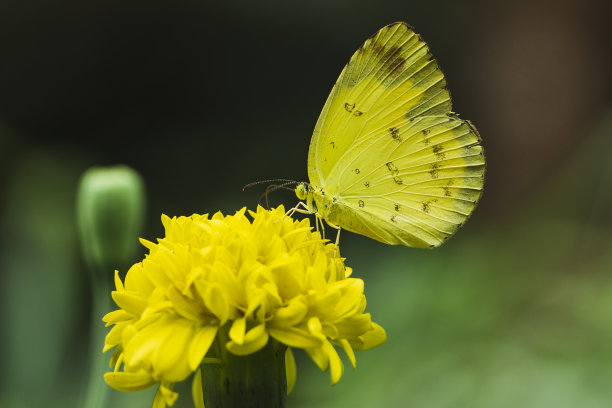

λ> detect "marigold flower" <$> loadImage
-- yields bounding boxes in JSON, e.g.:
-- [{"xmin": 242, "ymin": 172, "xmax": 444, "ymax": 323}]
[{"xmin": 103, "ymin": 205, "xmax": 386, "ymax": 407}]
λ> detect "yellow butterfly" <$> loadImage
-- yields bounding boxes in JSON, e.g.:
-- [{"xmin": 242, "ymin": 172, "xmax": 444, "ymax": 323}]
[{"xmin": 294, "ymin": 22, "xmax": 485, "ymax": 248}]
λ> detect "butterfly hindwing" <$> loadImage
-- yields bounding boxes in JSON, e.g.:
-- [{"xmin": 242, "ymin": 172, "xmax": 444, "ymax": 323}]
[
  {"xmin": 326, "ymin": 116, "xmax": 484, "ymax": 247},
  {"xmin": 308, "ymin": 22, "xmax": 452, "ymax": 187}
]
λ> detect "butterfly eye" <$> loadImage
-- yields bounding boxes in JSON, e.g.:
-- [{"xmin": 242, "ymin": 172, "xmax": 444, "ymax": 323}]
[{"xmin": 295, "ymin": 183, "xmax": 309, "ymax": 200}]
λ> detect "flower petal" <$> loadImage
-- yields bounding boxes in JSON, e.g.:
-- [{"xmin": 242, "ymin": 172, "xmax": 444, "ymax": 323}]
[
  {"xmin": 268, "ymin": 326, "xmax": 322, "ymax": 349},
  {"xmin": 111, "ymin": 291, "xmax": 148, "ymax": 316},
  {"xmin": 103, "ymin": 309, "xmax": 132, "ymax": 326},
  {"xmin": 153, "ymin": 381, "xmax": 177, "ymax": 408},
  {"xmin": 226, "ymin": 324, "xmax": 269, "ymax": 356},
  {"xmin": 192, "ymin": 367, "xmax": 205, "ymax": 408},
  {"xmin": 204, "ymin": 283, "xmax": 230, "ymax": 323},
  {"xmin": 272, "ymin": 299, "xmax": 308, "ymax": 327},
  {"xmin": 104, "ymin": 370, "xmax": 156, "ymax": 392},
  {"xmin": 229, "ymin": 317, "xmax": 246, "ymax": 345},
  {"xmin": 285, "ymin": 348, "xmax": 297, "ymax": 395},
  {"xmin": 188, "ymin": 325, "xmax": 218, "ymax": 370},
  {"xmin": 339, "ymin": 339, "xmax": 356, "ymax": 369},
  {"xmin": 305, "ymin": 345, "xmax": 328, "ymax": 371},
  {"xmin": 323, "ymin": 341, "xmax": 343, "ymax": 385},
  {"xmin": 350, "ymin": 322, "xmax": 387, "ymax": 350},
  {"xmin": 114, "ymin": 270, "xmax": 124, "ymax": 291}
]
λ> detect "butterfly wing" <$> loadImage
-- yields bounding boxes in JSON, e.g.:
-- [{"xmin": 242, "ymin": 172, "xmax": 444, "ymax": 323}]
[
  {"xmin": 305, "ymin": 22, "xmax": 485, "ymax": 247},
  {"xmin": 307, "ymin": 22, "xmax": 452, "ymax": 188},
  {"xmin": 324, "ymin": 115, "xmax": 484, "ymax": 247}
]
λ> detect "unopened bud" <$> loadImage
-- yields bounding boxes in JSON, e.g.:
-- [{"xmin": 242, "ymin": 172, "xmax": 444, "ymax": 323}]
[{"xmin": 77, "ymin": 165, "xmax": 146, "ymax": 275}]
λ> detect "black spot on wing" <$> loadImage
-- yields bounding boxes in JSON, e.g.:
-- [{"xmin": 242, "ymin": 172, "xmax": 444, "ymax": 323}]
[
  {"xmin": 429, "ymin": 163, "xmax": 440, "ymax": 179},
  {"xmin": 389, "ymin": 127, "xmax": 402, "ymax": 142},
  {"xmin": 386, "ymin": 161, "xmax": 399, "ymax": 175},
  {"xmin": 344, "ymin": 102, "xmax": 365, "ymax": 117},
  {"xmin": 421, "ymin": 199, "xmax": 438, "ymax": 213},
  {"xmin": 432, "ymin": 144, "xmax": 445, "ymax": 159},
  {"xmin": 443, "ymin": 179, "xmax": 454, "ymax": 197}
]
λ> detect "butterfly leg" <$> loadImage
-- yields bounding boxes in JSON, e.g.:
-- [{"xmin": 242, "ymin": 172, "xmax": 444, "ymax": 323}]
[
  {"xmin": 285, "ymin": 203, "xmax": 331, "ymax": 244},
  {"xmin": 285, "ymin": 201, "xmax": 312, "ymax": 219},
  {"xmin": 318, "ymin": 214, "xmax": 326, "ymax": 240},
  {"xmin": 323, "ymin": 220, "xmax": 341, "ymax": 257},
  {"xmin": 286, "ymin": 202, "xmax": 327, "ymax": 237}
]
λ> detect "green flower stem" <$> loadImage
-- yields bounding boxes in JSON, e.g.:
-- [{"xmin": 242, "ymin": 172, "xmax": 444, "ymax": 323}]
[
  {"xmin": 84, "ymin": 272, "xmax": 112, "ymax": 408},
  {"xmin": 203, "ymin": 328, "xmax": 287, "ymax": 408}
]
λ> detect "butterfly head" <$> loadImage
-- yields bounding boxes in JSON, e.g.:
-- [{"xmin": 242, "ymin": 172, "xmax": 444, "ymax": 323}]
[
  {"xmin": 296, "ymin": 182, "xmax": 319, "ymax": 214},
  {"xmin": 295, "ymin": 182, "xmax": 309, "ymax": 200}
]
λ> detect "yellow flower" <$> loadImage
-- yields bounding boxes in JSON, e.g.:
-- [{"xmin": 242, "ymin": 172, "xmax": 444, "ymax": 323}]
[{"xmin": 103, "ymin": 205, "xmax": 386, "ymax": 407}]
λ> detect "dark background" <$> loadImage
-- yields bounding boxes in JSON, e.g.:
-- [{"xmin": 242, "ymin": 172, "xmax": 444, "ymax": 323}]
[{"xmin": 1, "ymin": 0, "xmax": 612, "ymax": 407}]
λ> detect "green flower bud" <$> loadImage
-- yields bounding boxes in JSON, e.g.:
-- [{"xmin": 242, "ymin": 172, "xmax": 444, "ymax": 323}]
[{"xmin": 77, "ymin": 165, "xmax": 146, "ymax": 276}]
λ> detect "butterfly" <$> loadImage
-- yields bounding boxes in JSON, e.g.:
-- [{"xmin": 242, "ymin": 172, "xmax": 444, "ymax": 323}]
[{"xmin": 294, "ymin": 22, "xmax": 485, "ymax": 248}]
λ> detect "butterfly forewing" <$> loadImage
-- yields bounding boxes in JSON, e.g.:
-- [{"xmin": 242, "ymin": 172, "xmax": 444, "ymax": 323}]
[{"xmin": 308, "ymin": 22, "xmax": 452, "ymax": 186}]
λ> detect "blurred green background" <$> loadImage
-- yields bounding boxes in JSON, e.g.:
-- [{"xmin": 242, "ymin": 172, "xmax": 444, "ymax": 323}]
[{"xmin": 1, "ymin": 0, "xmax": 612, "ymax": 407}]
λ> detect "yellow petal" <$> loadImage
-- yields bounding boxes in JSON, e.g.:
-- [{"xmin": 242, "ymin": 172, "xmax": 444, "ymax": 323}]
[
  {"xmin": 104, "ymin": 322, "xmax": 127, "ymax": 351},
  {"xmin": 323, "ymin": 341, "xmax": 343, "ymax": 385},
  {"xmin": 339, "ymin": 339, "xmax": 356, "ymax": 369},
  {"xmin": 111, "ymin": 291, "xmax": 148, "ymax": 316},
  {"xmin": 305, "ymin": 346, "xmax": 328, "ymax": 371},
  {"xmin": 123, "ymin": 323, "xmax": 164, "ymax": 369},
  {"xmin": 109, "ymin": 347, "xmax": 123, "ymax": 369},
  {"xmin": 104, "ymin": 370, "xmax": 156, "ymax": 392},
  {"xmin": 124, "ymin": 262, "xmax": 155, "ymax": 294},
  {"xmin": 350, "ymin": 322, "xmax": 387, "ymax": 350},
  {"xmin": 153, "ymin": 382, "xmax": 177, "ymax": 408},
  {"xmin": 307, "ymin": 316, "xmax": 325, "ymax": 340},
  {"xmin": 103, "ymin": 309, "xmax": 132, "ymax": 326},
  {"xmin": 152, "ymin": 320, "xmax": 194, "ymax": 381},
  {"xmin": 226, "ymin": 324, "xmax": 269, "ymax": 356},
  {"xmin": 334, "ymin": 314, "xmax": 373, "ymax": 337},
  {"xmin": 204, "ymin": 283, "xmax": 229, "ymax": 323},
  {"xmin": 272, "ymin": 299, "xmax": 307, "ymax": 326},
  {"xmin": 139, "ymin": 237, "xmax": 157, "ymax": 251},
  {"xmin": 167, "ymin": 285, "xmax": 202, "ymax": 321},
  {"xmin": 192, "ymin": 367, "xmax": 205, "ymax": 408},
  {"xmin": 229, "ymin": 317, "xmax": 246, "ymax": 345},
  {"xmin": 308, "ymin": 291, "xmax": 340, "ymax": 316},
  {"xmin": 331, "ymin": 279, "xmax": 365, "ymax": 314},
  {"xmin": 114, "ymin": 270, "xmax": 124, "ymax": 291},
  {"xmin": 188, "ymin": 326, "xmax": 218, "ymax": 371},
  {"xmin": 268, "ymin": 326, "xmax": 322, "ymax": 349},
  {"xmin": 285, "ymin": 348, "xmax": 297, "ymax": 395}
]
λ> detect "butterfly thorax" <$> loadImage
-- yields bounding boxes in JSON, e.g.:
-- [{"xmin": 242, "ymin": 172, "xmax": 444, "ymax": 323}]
[{"xmin": 295, "ymin": 182, "xmax": 341, "ymax": 224}]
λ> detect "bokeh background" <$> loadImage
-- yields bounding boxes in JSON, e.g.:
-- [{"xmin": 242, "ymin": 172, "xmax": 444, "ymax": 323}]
[{"xmin": 1, "ymin": 0, "xmax": 612, "ymax": 407}]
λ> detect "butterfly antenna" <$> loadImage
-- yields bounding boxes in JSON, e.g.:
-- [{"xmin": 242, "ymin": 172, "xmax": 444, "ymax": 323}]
[
  {"xmin": 257, "ymin": 182, "xmax": 300, "ymax": 208},
  {"xmin": 242, "ymin": 179, "xmax": 300, "ymax": 191}
]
